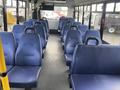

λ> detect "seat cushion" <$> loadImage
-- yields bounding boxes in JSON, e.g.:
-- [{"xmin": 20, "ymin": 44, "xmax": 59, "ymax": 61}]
[
  {"xmin": 71, "ymin": 74, "xmax": 120, "ymax": 90},
  {"xmin": 8, "ymin": 66, "xmax": 41, "ymax": 88},
  {"xmin": 7, "ymin": 65, "xmax": 13, "ymax": 72},
  {"xmin": 65, "ymin": 54, "xmax": 73, "ymax": 66}
]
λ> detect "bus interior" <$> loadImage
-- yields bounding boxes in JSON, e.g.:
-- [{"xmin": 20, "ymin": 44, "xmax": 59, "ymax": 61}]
[{"xmin": 1, "ymin": 0, "xmax": 120, "ymax": 90}]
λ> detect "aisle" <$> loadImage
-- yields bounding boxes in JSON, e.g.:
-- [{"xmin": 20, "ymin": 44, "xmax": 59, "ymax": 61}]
[{"xmin": 37, "ymin": 34, "xmax": 71, "ymax": 90}]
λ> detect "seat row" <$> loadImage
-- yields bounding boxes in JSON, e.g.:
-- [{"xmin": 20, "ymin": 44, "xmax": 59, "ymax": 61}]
[
  {"xmin": 59, "ymin": 16, "xmax": 120, "ymax": 90},
  {"xmin": 0, "ymin": 19, "xmax": 49, "ymax": 90},
  {"xmin": 58, "ymin": 17, "xmax": 102, "ymax": 67}
]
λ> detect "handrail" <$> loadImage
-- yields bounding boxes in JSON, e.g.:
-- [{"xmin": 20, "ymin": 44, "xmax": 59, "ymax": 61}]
[{"xmin": 0, "ymin": 39, "xmax": 10, "ymax": 90}]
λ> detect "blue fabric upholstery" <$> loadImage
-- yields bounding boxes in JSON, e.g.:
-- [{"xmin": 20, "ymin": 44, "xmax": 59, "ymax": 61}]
[
  {"xmin": 60, "ymin": 18, "xmax": 74, "ymax": 35},
  {"xmin": 39, "ymin": 20, "xmax": 49, "ymax": 40},
  {"xmin": 78, "ymin": 25, "xmax": 89, "ymax": 40},
  {"xmin": 24, "ymin": 19, "xmax": 37, "ymax": 27},
  {"xmin": 62, "ymin": 22, "xmax": 72, "ymax": 42},
  {"xmin": 71, "ymin": 45, "xmax": 120, "ymax": 90},
  {"xmin": 64, "ymin": 30, "xmax": 82, "ymax": 66},
  {"xmin": 8, "ymin": 66, "xmax": 41, "ymax": 88},
  {"xmin": 0, "ymin": 32, "xmax": 16, "ymax": 72},
  {"xmin": 8, "ymin": 32, "xmax": 42, "ymax": 88},
  {"xmin": 12, "ymin": 24, "xmax": 25, "ymax": 46},
  {"xmin": 72, "ymin": 22, "xmax": 81, "ymax": 28},
  {"xmin": 7, "ymin": 65, "xmax": 13, "ymax": 72},
  {"xmin": 71, "ymin": 74, "xmax": 120, "ymax": 90},
  {"xmin": 35, "ymin": 22, "xmax": 47, "ymax": 49},
  {"xmin": 58, "ymin": 16, "xmax": 65, "ymax": 30},
  {"xmin": 15, "ymin": 33, "xmax": 42, "ymax": 66},
  {"xmin": 84, "ymin": 30, "xmax": 102, "ymax": 45}
]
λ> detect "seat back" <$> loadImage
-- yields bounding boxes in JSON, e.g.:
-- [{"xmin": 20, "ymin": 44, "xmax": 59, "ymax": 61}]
[
  {"xmin": 62, "ymin": 22, "xmax": 72, "ymax": 42},
  {"xmin": 39, "ymin": 20, "xmax": 49, "ymax": 39},
  {"xmin": 15, "ymin": 29, "xmax": 42, "ymax": 66},
  {"xmin": 12, "ymin": 24, "xmax": 25, "ymax": 45},
  {"xmin": 72, "ymin": 22, "xmax": 81, "ymax": 28},
  {"xmin": 71, "ymin": 45, "xmax": 120, "ymax": 74},
  {"xmin": 78, "ymin": 25, "xmax": 89, "ymax": 39},
  {"xmin": 24, "ymin": 19, "xmax": 37, "ymax": 27},
  {"xmin": 84, "ymin": 30, "xmax": 102, "ymax": 45},
  {"xmin": 59, "ymin": 17, "xmax": 66, "ymax": 30},
  {"xmin": 0, "ymin": 32, "xmax": 16, "ymax": 65},
  {"xmin": 34, "ymin": 22, "xmax": 47, "ymax": 48},
  {"xmin": 64, "ymin": 29, "xmax": 82, "ymax": 55}
]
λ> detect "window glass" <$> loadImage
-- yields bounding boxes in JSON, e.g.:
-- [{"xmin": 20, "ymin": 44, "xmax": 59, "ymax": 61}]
[
  {"xmin": 23, "ymin": 2, "xmax": 25, "ymax": 7},
  {"xmin": 19, "ymin": 8, "xmax": 25, "ymax": 23},
  {"xmin": 28, "ymin": 3, "xmax": 32, "ymax": 19},
  {"xmin": 91, "ymin": 13, "xmax": 102, "ymax": 30},
  {"xmin": 115, "ymin": 3, "xmax": 120, "ymax": 12},
  {"xmin": 88, "ymin": 6, "xmax": 90, "ymax": 11},
  {"xmin": 6, "ymin": 0, "xmax": 12, "ymax": 6},
  {"xmin": 41, "ymin": 6, "xmax": 68, "ymax": 19},
  {"xmin": 79, "ymin": 6, "xmax": 83, "ymax": 23},
  {"xmin": 106, "ymin": 3, "xmax": 114, "ymax": 12},
  {"xmin": 19, "ymin": 1, "xmax": 23, "ymax": 7},
  {"xmin": 92, "ymin": 4, "xmax": 96, "ymax": 11},
  {"xmin": 97, "ymin": 3, "xmax": 103, "ymax": 11},
  {"xmin": 75, "ymin": 7, "xmax": 78, "ymax": 11},
  {"xmin": 12, "ymin": 0, "xmax": 16, "ymax": 7},
  {"xmin": 0, "ymin": 7, "xmax": 4, "ymax": 31},
  {"xmin": 0, "ymin": 0, "xmax": 3, "ymax": 6},
  {"xmin": 84, "ymin": 6, "xmax": 87, "ymax": 11},
  {"xmin": 7, "ymin": 8, "xmax": 16, "ymax": 32},
  {"xmin": 103, "ymin": 14, "xmax": 120, "ymax": 45},
  {"xmin": 84, "ymin": 6, "xmax": 90, "ymax": 26}
]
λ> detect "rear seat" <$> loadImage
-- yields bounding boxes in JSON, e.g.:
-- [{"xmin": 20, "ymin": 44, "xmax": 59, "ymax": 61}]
[
  {"xmin": 64, "ymin": 26, "xmax": 82, "ymax": 66},
  {"xmin": 0, "ymin": 32, "xmax": 16, "ymax": 72},
  {"xmin": 71, "ymin": 45, "xmax": 120, "ymax": 90},
  {"xmin": 8, "ymin": 28, "xmax": 42, "ymax": 89}
]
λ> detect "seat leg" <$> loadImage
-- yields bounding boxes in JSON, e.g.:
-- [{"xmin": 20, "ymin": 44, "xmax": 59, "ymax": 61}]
[{"xmin": 25, "ymin": 88, "xmax": 32, "ymax": 90}]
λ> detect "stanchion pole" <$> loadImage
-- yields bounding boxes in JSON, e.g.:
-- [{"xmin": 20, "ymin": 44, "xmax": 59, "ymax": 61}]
[{"xmin": 0, "ymin": 39, "xmax": 10, "ymax": 90}]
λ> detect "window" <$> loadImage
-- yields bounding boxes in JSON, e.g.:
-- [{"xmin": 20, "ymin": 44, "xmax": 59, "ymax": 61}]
[
  {"xmin": 92, "ymin": 4, "xmax": 96, "ymax": 11},
  {"xmin": 79, "ymin": 6, "xmax": 83, "ymax": 23},
  {"xmin": 106, "ymin": 3, "xmax": 115, "ymax": 12},
  {"xmin": 0, "ymin": 7, "xmax": 4, "ymax": 31},
  {"xmin": 91, "ymin": 13, "xmax": 102, "ymax": 30},
  {"xmin": 12, "ymin": 0, "xmax": 16, "ymax": 7},
  {"xmin": 6, "ymin": 0, "xmax": 17, "ymax": 32},
  {"xmin": 87, "ymin": 6, "xmax": 90, "ymax": 11},
  {"xmin": 84, "ymin": 6, "xmax": 90, "ymax": 26},
  {"xmin": 19, "ymin": 8, "xmax": 25, "ymax": 23},
  {"xmin": 103, "ymin": 14, "xmax": 120, "ymax": 45},
  {"xmin": 19, "ymin": 1, "xmax": 23, "ymax": 8},
  {"xmin": 23, "ymin": 2, "xmax": 25, "ymax": 8},
  {"xmin": 84, "ymin": 6, "xmax": 87, "ymax": 11},
  {"xmin": 0, "ymin": 0, "xmax": 3, "ymax": 6},
  {"xmin": 6, "ymin": 0, "xmax": 12, "ymax": 6},
  {"xmin": 115, "ymin": 3, "xmax": 120, "ymax": 12},
  {"xmin": 97, "ymin": 3, "xmax": 103, "ymax": 11},
  {"xmin": 41, "ymin": 6, "xmax": 68, "ymax": 19}
]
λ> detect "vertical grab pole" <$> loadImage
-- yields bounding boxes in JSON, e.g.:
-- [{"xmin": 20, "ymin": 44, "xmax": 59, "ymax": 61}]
[{"xmin": 0, "ymin": 39, "xmax": 10, "ymax": 90}]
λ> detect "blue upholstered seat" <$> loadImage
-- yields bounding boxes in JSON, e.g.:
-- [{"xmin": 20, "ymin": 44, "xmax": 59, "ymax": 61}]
[
  {"xmin": 0, "ymin": 32, "xmax": 16, "ymax": 72},
  {"xmin": 64, "ymin": 28, "xmax": 82, "ymax": 66},
  {"xmin": 12, "ymin": 24, "xmax": 25, "ymax": 46},
  {"xmin": 8, "ymin": 32, "xmax": 42, "ymax": 89},
  {"xmin": 71, "ymin": 45, "xmax": 120, "ymax": 90},
  {"xmin": 84, "ymin": 30, "xmax": 102, "ymax": 45}
]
